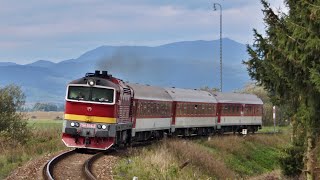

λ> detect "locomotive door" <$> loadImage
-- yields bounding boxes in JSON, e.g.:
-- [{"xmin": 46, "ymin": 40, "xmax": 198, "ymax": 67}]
[{"xmin": 117, "ymin": 83, "xmax": 133, "ymax": 123}]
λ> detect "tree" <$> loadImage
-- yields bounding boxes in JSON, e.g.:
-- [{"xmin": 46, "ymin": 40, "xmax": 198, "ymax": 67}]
[
  {"xmin": 235, "ymin": 83, "xmax": 290, "ymax": 126},
  {"xmin": 200, "ymin": 86, "xmax": 220, "ymax": 92},
  {"xmin": 0, "ymin": 85, "xmax": 29, "ymax": 144},
  {"xmin": 244, "ymin": 1, "xmax": 320, "ymax": 179},
  {"xmin": 32, "ymin": 102, "xmax": 58, "ymax": 111}
]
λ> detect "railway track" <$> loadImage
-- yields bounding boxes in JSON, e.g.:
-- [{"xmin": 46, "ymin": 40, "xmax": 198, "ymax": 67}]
[
  {"xmin": 43, "ymin": 149, "xmax": 109, "ymax": 180},
  {"xmin": 83, "ymin": 151, "xmax": 105, "ymax": 180},
  {"xmin": 43, "ymin": 150, "xmax": 77, "ymax": 180}
]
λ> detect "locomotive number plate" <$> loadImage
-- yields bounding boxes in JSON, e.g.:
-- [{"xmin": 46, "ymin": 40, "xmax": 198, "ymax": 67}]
[{"xmin": 80, "ymin": 123, "xmax": 96, "ymax": 128}]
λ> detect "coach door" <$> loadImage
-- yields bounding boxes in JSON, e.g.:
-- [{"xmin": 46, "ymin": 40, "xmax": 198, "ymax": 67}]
[{"xmin": 217, "ymin": 104, "xmax": 221, "ymax": 124}]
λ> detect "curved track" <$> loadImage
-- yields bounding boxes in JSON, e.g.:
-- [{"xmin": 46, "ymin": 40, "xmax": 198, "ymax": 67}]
[
  {"xmin": 43, "ymin": 149, "xmax": 113, "ymax": 180},
  {"xmin": 43, "ymin": 150, "xmax": 77, "ymax": 180},
  {"xmin": 83, "ymin": 151, "xmax": 105, "ymax": 180}
]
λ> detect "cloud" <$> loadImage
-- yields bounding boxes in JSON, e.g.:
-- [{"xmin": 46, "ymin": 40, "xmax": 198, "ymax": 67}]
[{"xmin": 0, "ymin": 0, "xmax": 286, "ymax": 63}]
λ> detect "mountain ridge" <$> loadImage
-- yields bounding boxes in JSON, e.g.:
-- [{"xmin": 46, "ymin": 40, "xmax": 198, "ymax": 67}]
[{"xmin": 0, "ymin": 38, "xmax": 251, "ymax": 105}]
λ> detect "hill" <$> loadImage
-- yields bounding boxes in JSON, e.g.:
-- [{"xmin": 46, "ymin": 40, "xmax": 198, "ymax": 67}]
[{"xmin": 0, "ymin": 38, "xmax": 251, "ymax": 105}]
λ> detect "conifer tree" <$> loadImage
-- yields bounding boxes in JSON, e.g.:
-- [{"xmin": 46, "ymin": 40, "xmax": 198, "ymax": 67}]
[{"xmin": 244, "ymin": 1, "xmax": 320, "ymax": 179}]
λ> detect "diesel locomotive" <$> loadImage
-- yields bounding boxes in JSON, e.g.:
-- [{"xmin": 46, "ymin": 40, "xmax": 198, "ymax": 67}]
[{"xmin": 62, "ymin": 70, "xmax": 263, "ymax": 150}]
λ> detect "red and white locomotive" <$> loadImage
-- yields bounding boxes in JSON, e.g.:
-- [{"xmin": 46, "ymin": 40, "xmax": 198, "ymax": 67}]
[{"xmin": 62, "ymin": 71, "xmax": 263, "ymax": 150}]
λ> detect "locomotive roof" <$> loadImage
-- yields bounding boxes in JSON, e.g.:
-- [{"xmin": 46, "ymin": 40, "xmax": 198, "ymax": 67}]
[
  {"xmin": 127, "ymin": 83, "xmax": 172, "ymax": 101},
  {"xmin": 213, "ymin": 92, "xmax": 263, "ymax": 105},
  {"xmin": 165, "ymin": 88, "xmax": 217, "ymax": 103},
  {"xmin": 68, "ymin": 77, "xmax": 120, "ymax": 90}
]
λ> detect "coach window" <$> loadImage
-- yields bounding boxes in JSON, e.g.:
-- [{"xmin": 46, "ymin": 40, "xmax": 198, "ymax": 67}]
[
  {"xmin": 205, "ymin": 104, "xmax": 208, "ymax": 115},
  {"xmin": 149, "ymin": 102, "xmax": 153, "ymax": 115},
  {"xmin": 190, "ymin": 104, "xmax": 194, "ymax": 115},
  {"xmin": 185, "ymin": 103, "xmax": 189, "ymax": 115},
  {"xmin": 163, "ymin": 103, "xmax": 167, "ymax": 116},
  {"xmin": 193, "ymin": 104, "xmax": 197, "ymax": 115},
  {"xmin": 255, "ymin": 106, "xmax": 260, "ymax": 115},
  {"xmin": 245, "ymin": 106, "xmax": 252, "ymax": 115},
  {"xmin": 199, "ymin": 104, "xmax": 203, "ymax": 114},
  {"xmin": 156, "ymin": 103, "xmax": 159, "ymax": 114},
  {"xmin": 152, "ymin": 102, "xmax": 156, "ymax": 115},
  {"xmin": 176, "ymin": 104, "xmax": 180, "ymax": 116},
  {"xmin": 235, "ymin": 105, "xmax": 238, "ymax": 115},
  {"xmin": 186, "ymin": 103, "xmax": 190, "ymax": 115},
  {"xmin": 154, "ymin": 102, "xmax": 157, "ymax": 115},
  {"xmin": 231, "ymin": 105, "xmax": 234, "ymax": 115},
  {"xmin": 159, "ymin": 103, "xmax": 164, "ymax": 116},
  {"xmin": 168, "ymin": 103, "xmax": 172, "ymax": 116},
  {"xmin": 222, "ymin": 105, "xmax": 226, "ymax": 115}
]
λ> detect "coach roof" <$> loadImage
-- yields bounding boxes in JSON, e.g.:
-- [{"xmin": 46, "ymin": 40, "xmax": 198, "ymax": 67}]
[
  {"xmin": 165, "ymin": 88, "xmax": 217, "ymax": 103},
  {"xmin": 213, "ymin": 92, "xmax": 263, "ymax": 105},
  {"xmin": 127, "ymin": 83, "xmax": 172, "ymax": 101}
]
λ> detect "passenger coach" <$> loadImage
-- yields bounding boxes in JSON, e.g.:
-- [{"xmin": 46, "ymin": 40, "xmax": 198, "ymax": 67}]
[{"xmin": 214, "ymin": 92, "xmax": 263, "ymax": 133}]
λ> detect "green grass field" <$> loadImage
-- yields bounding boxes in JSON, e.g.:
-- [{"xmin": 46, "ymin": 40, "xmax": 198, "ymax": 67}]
[
  {"xmin": 114, "ymin": 126, "xmax": 291, "ymax": 179},
  {"xmin": 258, "ymin": 125, "xmax": 290, "ymax": 133},
  {"xmin": 28, "ymin": 119, "xmax": 63, "ymax": 129},
  {"xmin": 0, "ymin": 119, "xmax": 66, "ymax": 179}
]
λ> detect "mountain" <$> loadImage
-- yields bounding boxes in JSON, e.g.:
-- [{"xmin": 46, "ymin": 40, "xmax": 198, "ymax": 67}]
[
  {"xmin": 0, "ymin": 62, "xmax": 17, "ymax": 66},
  {"xmin": 0, "ymin": 38, "xmax": 251, "ymax": 105},
  {"xmin": 26, "ymin": 60, "xmax": 56, "ymax": 68}
]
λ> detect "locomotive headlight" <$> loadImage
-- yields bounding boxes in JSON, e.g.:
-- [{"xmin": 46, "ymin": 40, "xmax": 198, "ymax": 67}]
[
  {"xmin": 102, "ymin": 125, "xmax": 107, "ymax": 130},
  {"xmin": 88, "ymin": 79, "xmax": 95, "ymax": 86},
  {"xmin": 75, "ymin": 122, "xmax": 80, "ymax": 127},
  {"xmin": 97, "ymin": 124, "xmax": 102, "ymax": 129},
  {"xmin": 70, "ymin": 122, "xmax": 75, "ymax": 127}
]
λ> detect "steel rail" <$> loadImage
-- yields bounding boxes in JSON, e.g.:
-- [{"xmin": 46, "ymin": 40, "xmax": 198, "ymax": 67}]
[
  {"xmin": 43, "ymin": 149, "xmax": 76, "ymax": 180},
  {"xmin": 83, "ymin": 151, "xmax": 105, "ymax": 180}
]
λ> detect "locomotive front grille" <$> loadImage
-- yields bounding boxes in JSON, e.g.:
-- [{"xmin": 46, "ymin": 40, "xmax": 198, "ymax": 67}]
[{"xmin": 81, "ymin": 128, "xmax": 95, "ymax": 137}]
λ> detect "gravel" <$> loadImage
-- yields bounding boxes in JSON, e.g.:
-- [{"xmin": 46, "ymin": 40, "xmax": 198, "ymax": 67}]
[
  {"xmin": 5, "ymin": 149, "xmax": 119, "ymax": 180},
  {"xmin": 5, "ymin": 150, "xmax": 66, "ymax": 180},
  {"xmin": 92, "ymin": 155, "xmax": 118, "ymax": 180}
]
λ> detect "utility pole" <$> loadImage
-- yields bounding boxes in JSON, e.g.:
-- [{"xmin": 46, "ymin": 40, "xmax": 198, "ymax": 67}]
[{"xmin": 213, "ymin": 3, "xmax": 222, "ymax": 92}]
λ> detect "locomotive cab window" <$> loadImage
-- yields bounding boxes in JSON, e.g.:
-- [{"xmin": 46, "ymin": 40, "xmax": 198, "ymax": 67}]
[
  {"xmin": 68, "ymin": 86, "xmax": 90, "ymax": 101},
  {"xmin": 91, "ymin": 87, "xmax": 114, "ymax": 103},
  {"xmin": 67, "ymin": 85, "xmax": 115, "ymax": 104}
]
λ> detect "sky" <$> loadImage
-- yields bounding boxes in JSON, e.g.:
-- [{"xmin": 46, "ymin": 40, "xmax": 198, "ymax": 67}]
[{"xmin": 0, "ymin": 0, "xmax": 286, "ymax": 64}]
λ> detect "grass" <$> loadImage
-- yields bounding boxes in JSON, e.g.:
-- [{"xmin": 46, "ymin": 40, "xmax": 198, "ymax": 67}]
[
  {"xmin": 28, "ymin": 119, "xmax": 63, "ymax": 129},
  {"xmin": 258, "ymin": 125, "xmax": 290, "ymax": 133},
  {"xmin": 114, "ymin": 128, "xmax": 291, "ymax": 179},
  {"xmin": 114, "ymin": 142, "xmax": 212, "ymax": 180},
  {"xmin": 0, "ymin": 119, "xmax": 67, "ymax": 179}
]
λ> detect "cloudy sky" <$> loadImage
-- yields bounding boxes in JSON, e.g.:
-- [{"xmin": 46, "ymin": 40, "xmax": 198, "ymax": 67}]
[{"xmin": 0, "ymin": 0, "xmax": 285, "ymax": 64}]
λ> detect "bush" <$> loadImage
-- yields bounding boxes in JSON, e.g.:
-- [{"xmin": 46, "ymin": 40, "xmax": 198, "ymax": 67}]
[{"xmin": 279, "ymin": 145, "xmax": 304, "ymax": 177}]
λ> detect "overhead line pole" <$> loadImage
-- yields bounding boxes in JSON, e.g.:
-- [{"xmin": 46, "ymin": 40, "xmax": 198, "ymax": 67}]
[{"xmin": 213, "ymin": 3, "xmax": 222, "ymax": 92}]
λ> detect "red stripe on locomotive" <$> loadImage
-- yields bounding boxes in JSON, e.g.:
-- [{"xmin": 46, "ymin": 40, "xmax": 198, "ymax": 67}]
[{"xmin": 65, "ymin": 101, "xmax": 116, "ymax": 118}]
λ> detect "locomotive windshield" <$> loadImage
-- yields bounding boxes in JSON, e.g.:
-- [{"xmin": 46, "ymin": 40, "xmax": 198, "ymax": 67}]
[{"xmin": 67, "ymin": 86, "xmax": 115, "ymax": 104}]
